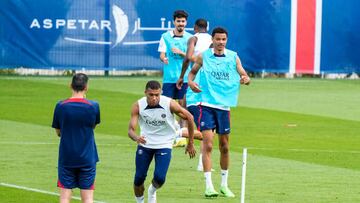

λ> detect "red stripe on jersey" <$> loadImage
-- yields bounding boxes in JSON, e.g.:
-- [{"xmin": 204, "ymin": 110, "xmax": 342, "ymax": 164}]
[
  {"xmin": 61, "ymin": 98, "xmax": 91, "ymax": 105},
  {"xmin": 197, "ymin": 105, "xmax": 202, "ymax": 132}
]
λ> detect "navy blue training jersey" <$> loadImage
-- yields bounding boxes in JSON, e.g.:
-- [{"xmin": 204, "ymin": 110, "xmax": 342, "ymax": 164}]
[{"xmin": 52, "ymin": 98, "xmax": 100, "ymax": 168}]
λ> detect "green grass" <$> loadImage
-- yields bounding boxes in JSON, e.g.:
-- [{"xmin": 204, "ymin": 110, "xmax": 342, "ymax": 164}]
[{"xmin": 0, "ymin": 76, "xmax": 359, "ymax": 202}]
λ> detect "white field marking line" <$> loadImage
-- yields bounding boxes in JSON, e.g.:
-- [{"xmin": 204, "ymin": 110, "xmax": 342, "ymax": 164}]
[
  {"xmin": 0, "ymin": 182, "xmax": 106, "ymax": 203},
  {"xmin": 1, "ymin": 142, "xmax": 360, "ymax": 154},
  {"xmin": 244, "ymin": 147, "xmax": 360, "ymax": 154}
]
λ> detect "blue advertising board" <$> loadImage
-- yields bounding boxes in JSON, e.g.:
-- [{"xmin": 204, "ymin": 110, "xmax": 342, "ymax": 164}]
[{"xmin": 0, "ymin": 0, "xmax": 359, "ymax": 73}]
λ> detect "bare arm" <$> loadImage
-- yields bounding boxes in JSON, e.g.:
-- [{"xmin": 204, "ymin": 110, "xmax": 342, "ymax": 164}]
[
  {"xmin": 170, "ymin": 100, "xmax": 196, "ymax": 158},
  {"xmin": 236, "ymin": 56, "xmax": 250, "ymax": 85},
  {"xmin": 171, "ymin": 47, "xmax": 186, "ymax": 57},
  {"xmin": 160, "ymin": 52, "xmax": 168, "ymax": 64},
  {"xmin": 176, "ymin": 36, "xmax": 197, "ymax": 89},
  {"xmin": 187, "ymin": 54, "xmax": 203, "ymax": 92},
  {"xmin": 128, "ymin": 102, "xmax": 146, "ymax": 144}
]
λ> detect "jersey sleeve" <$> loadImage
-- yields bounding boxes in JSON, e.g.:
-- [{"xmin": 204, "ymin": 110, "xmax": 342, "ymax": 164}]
[
  {"xmin": 158, "ymin": 36, "xmax": 167, "ymax": 52},
  {"xmin": 52, "ymin": 102, "xmax": 61, "ymax": 129},
  {"xmin": 95, "ymin": 102, "xmax": 100, "ymax": 125}
]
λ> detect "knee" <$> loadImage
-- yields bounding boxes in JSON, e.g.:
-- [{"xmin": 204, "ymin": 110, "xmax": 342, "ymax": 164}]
[
  {"xmin": 153, "ymin": 175, "xmax": 166, "ymax": 188},
  {"xmin": 203, "ymin": 141, "xmax": 213, "ymax": 153},
  {"xmin": 219, "ymin": 143, "xmax": 229, "ymax": 154},
  {"xmin": 134, "ymin": 175, "xmax": 146, "ymax": 186}
]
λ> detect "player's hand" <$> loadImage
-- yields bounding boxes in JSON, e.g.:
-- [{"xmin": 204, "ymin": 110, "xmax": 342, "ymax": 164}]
[
  {"xmin": 185, "ymin": 143, "xmax": 196, "ymax": 159},
  {"xmin": 162, "ymin": 57, "xmax": 169, "ymax": 64},
  {"xmin": 176, "ymin": 78, "xmax": 183, "ymax": 90},
  {"xmin": 171, "ymin": 47, "xmax": 183, "ymax": 55},
  {"xmin": 188, "ymin": 81, "xmax": 202, "ymax": 92},
  {"xmin": 136, "ymin": 135, "xmax": 146, "ymax": 144},
  {"xmin": 240, "ymin": 75, "xmax": 251, "ymax": 85}
]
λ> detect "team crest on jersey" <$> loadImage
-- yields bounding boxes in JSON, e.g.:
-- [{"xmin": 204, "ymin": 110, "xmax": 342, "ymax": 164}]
[{"xmin": 161, "ymin": 114, "xmax": 166, "ymax": 118}]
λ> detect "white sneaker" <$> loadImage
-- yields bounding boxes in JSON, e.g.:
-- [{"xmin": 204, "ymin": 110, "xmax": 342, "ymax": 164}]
[{"xmin": 148, "ymin": 191, "xmax": 156, "ymax": 203}]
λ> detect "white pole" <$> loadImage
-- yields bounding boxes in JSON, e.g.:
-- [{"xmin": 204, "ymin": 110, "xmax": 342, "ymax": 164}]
[{"xmin": 240, "ymin": 148, "xmax": 248, "ymax": 203}]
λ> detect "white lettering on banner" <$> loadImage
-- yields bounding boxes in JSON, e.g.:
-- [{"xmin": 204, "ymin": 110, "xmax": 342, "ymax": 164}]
[
  {"xmin": 67, "ymin": 19, "xmax": 76, "ymax": 29},
  {"xmin": 28, "ymin": 4, "xmax": 209, "ymax": 47},
  {"xmin": 56, "ymin": 19, "xmax": 66, "ymax": 29},
  {"xmin": 29, "ymin": 18, "xmax": 112, "ymax": 31},
  {"xmin": 43, "ymin": 19, "xmax": 52, "ymax": 29},
  {"xmin": 29, "ymin": 19, "xmax": 40, "ymax": 28}
]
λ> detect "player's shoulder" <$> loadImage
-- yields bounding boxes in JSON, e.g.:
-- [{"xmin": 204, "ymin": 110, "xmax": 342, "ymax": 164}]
[
  {"xmin": 161, "ymin": 31, "xmax": 172, "ymax": 38},
  {"xmin": 184, "ymin": 31, "xmax": 192, "ymax": 38},
  {"xmin": 137, "ymin": 97, "xmax": 147, "ymax": 108},
  {"xmin": 202, "ymin": 48, "xmax": 213, "ymax": 55},
  {"xmin": 87, "ymin": 99, "xmax": 99, "ymax": 106},
  {"xmin": 225, "ymin": 48, "xmax": 238, "ymax": 56},
  {"xmin": 160, "ymin": 95, "xmax": 172, "ymax": 102}
]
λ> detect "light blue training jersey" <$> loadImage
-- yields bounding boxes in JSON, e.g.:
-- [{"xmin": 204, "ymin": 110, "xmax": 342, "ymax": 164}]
[
  {"xmin": 186, "ymin": 66, "xmax": 202, "ymax": 106},
  {"xmin": 199, "ymin": 48, "xmax": 240, "ymax": 107},
  {"xmin": 186, "ymin": 32, "xmax": 212, "ymax": 107},
  {"xmin": 162, "ymin": 31, "xmax": 192, "ymax": 83}
]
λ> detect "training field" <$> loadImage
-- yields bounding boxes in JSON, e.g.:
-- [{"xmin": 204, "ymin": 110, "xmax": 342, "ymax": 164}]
[{"xmin": 0, "ymin": 76, "xmax": 359, "ymax": 203}]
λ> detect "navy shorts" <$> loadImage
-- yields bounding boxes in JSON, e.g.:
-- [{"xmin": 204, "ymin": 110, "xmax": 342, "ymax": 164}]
[
  {"xmin": 198, "ymin": 105, "xmax": 231, "ymax": 134},
  {"xmin": 57, "ymin": 165, "xmax": 96, "ymax": 190},
  {"xmin": 162, "ymin": 83, "xmax": 188, "ymax": 99},
  {"xmin": 187, "ymin": 105, "xmax": 201, "ymax": 129},
  {"xmin": 134, "ymin": 145, "xmax": 172, "ymax": 186}
]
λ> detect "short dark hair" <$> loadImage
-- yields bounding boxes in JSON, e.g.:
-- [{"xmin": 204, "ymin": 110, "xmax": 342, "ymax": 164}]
[
  {"xmin": 71, "ymin": 73, "xmax": 88, "ymax": 91},
  {"xmin": 173, "ymin": 10, "xmax": 188, "ymax": 20},
  {"xmin": 145, "ymin": 80, "xmax": 161, "ymax": 90},
  {"xmin": 212, "ymin": 27, "xmax": 228, "ymax": 37},
  {"xmin": 195, "ymin": 18, "xmax": 207, "ymax": 29}
]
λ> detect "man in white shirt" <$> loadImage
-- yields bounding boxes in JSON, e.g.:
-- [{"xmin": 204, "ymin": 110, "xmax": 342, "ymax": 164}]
[{"xmin": 128, "ymin": 80, "xmax": 196, "ymax": 203}]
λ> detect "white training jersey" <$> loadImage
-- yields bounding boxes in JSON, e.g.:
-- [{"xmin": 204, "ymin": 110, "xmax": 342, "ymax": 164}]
[
  {"xmin": 194, "ymin": 32, "xmax": 212, "ymax": 56},
  {"xmin": 138, "ymin": 96, "xmax": 177, "ymax": 149}
]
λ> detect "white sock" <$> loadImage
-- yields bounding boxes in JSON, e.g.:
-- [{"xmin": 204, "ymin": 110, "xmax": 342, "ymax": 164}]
[
  {"xmin": 221, "ymin": 169, "xmax": 229, "ymax": 187},
  {"xmin": 135, "ymin": 195, "xmax": 144, "ymax": 203},
  {"xmin": 148, "ymin": 184, "xmax": 157, "ymax": 196},
  {"xmin": 204, "ymin": 172, "xmax": 214, "ymax": 190},
  {"xmin": 198, "ymin": 153, "xmax": 203, "ymax": 167},
  {"xmin": 148, "ymin": 184, "xmax": 157, "ymax": 203}
]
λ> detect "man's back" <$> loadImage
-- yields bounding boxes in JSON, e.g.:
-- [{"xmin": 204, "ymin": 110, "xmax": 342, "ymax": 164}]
[
  {"xmin": 52, "ymin": 98, "xmax": 100, "ymax": 167},
  {"xmin": 194, "ymin": 32, "xmax": 212, "ymax": 56}
]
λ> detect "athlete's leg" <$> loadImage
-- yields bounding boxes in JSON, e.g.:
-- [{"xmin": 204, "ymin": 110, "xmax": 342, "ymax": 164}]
[
  {"xmin": 80, "ymin": 189, "xmax": 94, "ymax": 203},
  {"xmin": 148, "ymin": 148, "xmax": 172, "ymax": 203},
  {"xmin": 180, "ymin": 127, "xmax": 202, "ymax": 140},
  {"xmin": 134, "ymin": 146, "xmax": 154, "ymax": 197},
  {"xmin": 153, "ymin": 148, "xmax": 172, "ymax": 188},
  {"xmin": 202, "ymin": 130, "xmax": 215, "ymax": 172},
  {"xmin": 59, "ymin": 188, "xmax": 72, "ymax": 203},
  {"xmin": 218, "ymin": 134, "xmax": 230, "ymax": 170}
]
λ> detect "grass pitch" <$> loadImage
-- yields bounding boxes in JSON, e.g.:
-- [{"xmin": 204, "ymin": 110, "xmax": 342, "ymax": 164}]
[{"xmin": 0, "ymin": 76, "xmax": 359, "ymax": 202}]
